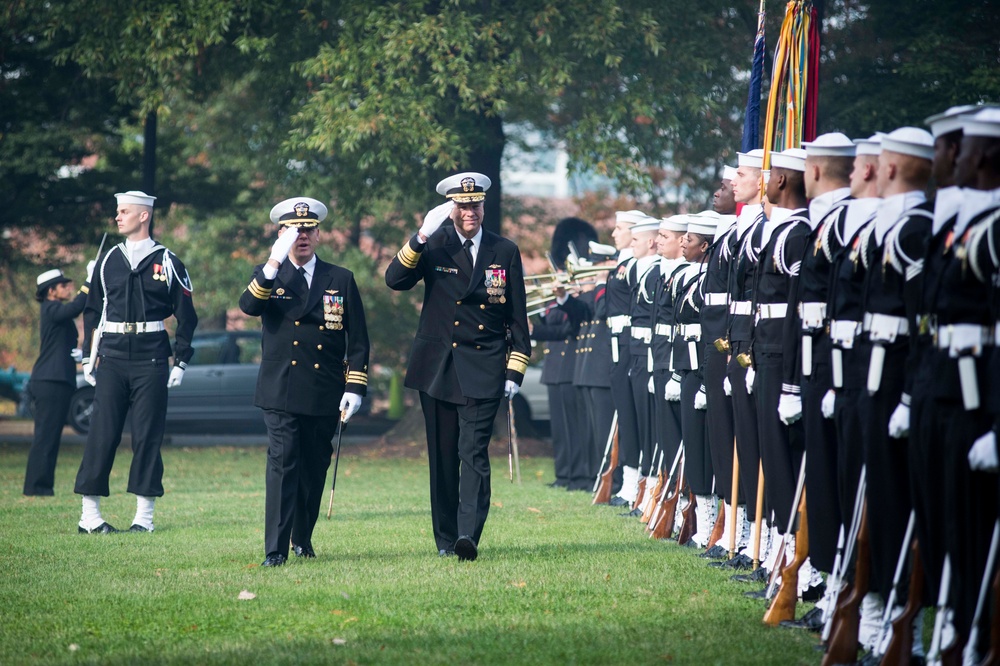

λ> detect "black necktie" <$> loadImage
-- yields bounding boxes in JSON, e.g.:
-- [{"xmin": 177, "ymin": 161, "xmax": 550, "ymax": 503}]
[
  {"xmin": 298, "ymin": 266, "xmax": 308, "ymax": 288},
  {"xmin": 462, "ymin": 239, "xmax": 475, "ymax": 273}
]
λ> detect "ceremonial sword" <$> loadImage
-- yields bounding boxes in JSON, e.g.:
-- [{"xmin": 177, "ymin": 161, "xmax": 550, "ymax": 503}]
[{"xmin": 326, "ymin": 410, "xmax": 346, "ymax": 519}]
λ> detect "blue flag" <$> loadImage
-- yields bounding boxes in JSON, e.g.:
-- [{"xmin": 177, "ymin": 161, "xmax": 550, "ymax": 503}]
[{"xmin": 741, "ymin": 8, "xmax": 766, "ymax": 153}]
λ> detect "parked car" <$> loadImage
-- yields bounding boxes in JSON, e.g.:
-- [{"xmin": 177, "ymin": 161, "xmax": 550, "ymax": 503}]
[{"xmin": 511, "ymin": 362, "xmax": 550, "ymax": 438}]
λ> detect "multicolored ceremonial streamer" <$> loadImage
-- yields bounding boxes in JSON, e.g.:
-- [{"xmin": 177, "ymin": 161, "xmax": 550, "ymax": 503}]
[
  {"xmin": 741, "ymin": 0, "xmax": 767, "ymax": 153},
  {"xmin": 762, "ymin": 0, "xmax": 820, "ymax": 166}
]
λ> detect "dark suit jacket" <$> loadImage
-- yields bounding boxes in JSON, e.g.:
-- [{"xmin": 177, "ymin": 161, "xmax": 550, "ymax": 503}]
[
  {"xmin": 385, "ymin": 225, "xmax": 530, "ymax": 404},
  {"xmin": 31, "ymin": 287, "xmax": 89, "ymax": 385},
  {"xmin": 239, "ymin": 257, "xmax": 370, "ymax": 416}
]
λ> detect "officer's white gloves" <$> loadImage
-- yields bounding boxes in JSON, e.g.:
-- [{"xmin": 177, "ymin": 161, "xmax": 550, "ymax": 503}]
[
  {"xmin": 778, "ymin": 392, "xmax": 803, "ymax": 425},
  {"xmin": 888, "ymin": 396, "xmax": 910, "ymax": 439},
  {"xmin": 167, "ymin": 366, "xmax": 185, "ymax": 388},
  {"xmin": 419, "ymin": 202, "xmax": 454, "ymax": 240},
  {"xmin": 821, "ymin": 389, "xmax": 836, "ymax": 419},
  {"xmin": 504, "ymin": 380, "xmax": 520, "ymax": 399},
  {"xmin": 745, "ymin": 366, "xmax": 756, "ymax": 395},
  {"xmin": 664, "ymin": 374, "xmax": 682, "ymax": 401},
  {"xmin": 339, "ymin": 392, "xmax": 363, "ymax": 423},
  {"xmin": 82, "ymin": 359, "xmax": 96, "ymax": 386},
  {"xmin": 71, "ymin": 348, "xmax": 83, "ymax": 363},
  {"xmin": 86, "ymin": 260, "xmax": 96, "ymax": 283},
  {"xmin": 723, "ymin": 376, "xmax": 732, "ymax": 396},
  {"xmin": 968, "ymin": 430, "xmax": 999, "ymax": 472},
  {"xmin": 694, "ymin": 386, "xmax": 707, "ymax": 411},
  {"xmin": 269, "ymin": 227, "xmax": 300, "ymax": 265},
  {"xmin": 647, "ymin": 375, "xmax": 655, "ymax": 394}
]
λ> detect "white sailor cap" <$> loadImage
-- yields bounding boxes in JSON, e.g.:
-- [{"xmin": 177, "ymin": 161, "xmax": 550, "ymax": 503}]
[
  {"xmin": 881, "ymin": 127, "xmax": 935, "ymax": 160},
  {"xmin": 436, "ymin": 172, "xmax": 491, "ymax": 203},
  {"xmin": 802, "ymin": 133, "xmax": 856, "ymax": 157},
  {"xmin": 960, "ymin": 107, "xmax": 1000, "ymax": 139},
  {"xmin": 35, "ymin": 269, "xmax": 72, "ymax": 301},
  {"xmin": 687, "ymin": 211, "xmax": 719, "ymax": 237},
  {"xmin": 924, "ymin": 105, "xmax": 980, "ymax": 138},
  {"xmin": 659, "ymin": 215, "xmax": 689, "ymax": 233},
  {"xmin": 269, "ymin": 197, "xmax": 328, "ymax": 228},
  {"xmin": 854, "ymin": 133, "xmax": 885, "ymax": 156},
  {"xmin": 632, "ymin": 217, "xmax": 663, "ymax": 234},
  {"xmin": 737, "ymin": 149, "xmax": 765, "ymax": 169},
  {"xmin": 615, "ymin": 210, "xmax": 651, "ymax": 226},
  {"xmin": 114, "ymin": 190, "xmax": 156, "ymax": 207},
  {"xmin": 722, "ymin": 165, "xmax": 738, "ymax": 181},
  {"xmin": 770, "ymin": 148, "xmax": 808, "ymax": 172}
]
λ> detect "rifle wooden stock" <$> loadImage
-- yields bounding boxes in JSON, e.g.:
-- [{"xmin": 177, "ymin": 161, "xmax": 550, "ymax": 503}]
[
  {"xmin": 881, "ymin": 542, "xmax": 923, "ymax": 666},
  {"xmin": 592, "ymin": 424, "xmax": 619, "ymax": 505},
  {"xmin": 640, "ymin": 466, "xmax": 665, "ymax": 524},
  {"xmin": 634, "ymin": 477, "xmax": 647, "ymax": 512},
  {"xmin": 752, "ymin": 461, "xmax": 765, "ymax": 568},
  {"xmin": 651, "ymin": 469, "xmax": 684, "ymax": 540},
  {"xmin": 677, "ymin": 491, "xmax": 697, "ymax": 545},
  {"xmin": 822, "ymin": 503, "xmax": 870, "ymax": 666},
  {"xmin": 707, "ymin": 500, "xmax": 725, "ymax": 552},
  {"xmin": 728, "ymin": 439, "xmax": 740, "ymax": 558},
  {"xmin": 763, "ymin": 493, "xmax": 808, "ymax": 626}
]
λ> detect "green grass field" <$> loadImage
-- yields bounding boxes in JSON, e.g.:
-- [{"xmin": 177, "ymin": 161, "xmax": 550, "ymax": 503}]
[{"xmin": 0, "ymin": 439, "xmax": 823, "ymax": 665}]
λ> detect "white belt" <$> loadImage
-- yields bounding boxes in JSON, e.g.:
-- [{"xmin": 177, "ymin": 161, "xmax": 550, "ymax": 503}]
[
  {"xmin": 704, "ymin": 292, "xmax": 728, "ymax": 306},
  {"xmin": 631, "ymin": 326, "xmax": 652, "ymax": 343},
  {"xmin": 830, "ymin": 320, "xmax": 862, "ymax": 348},
  {"xmin": 607, "ymin": 315, "xmax": 632, "ymax": 334},
  {"xmin": 799, "ymin": 302, "xmax": 827, "ymax": 330},
  {"xmin": 757, "ymin": 303, "xmax": 788, "ymax": 319},
  {"xmin": 864, "ymin": 312, "xmax": 909, "ymax": 341},
  {"xmin": 996, "ymin": 322, "xmax": 1000, "ymax": 346},
  {"xmin": 104, "ymin": 321, "xmax": 166, "ymax": 334},
  {"xmin": 677, "ymin": 323, "xmax": 702, "ymax": 340},
  {"xmin": 729, "ymin": 300, "xmax": 752, "ymax": 316},
  {"xmin": 936, "ymin": 323, "xmax": 993, "ymax": 353},
  {"xmin": 654, "ymin": 323, "xmax": 675, "ymax": 340}
]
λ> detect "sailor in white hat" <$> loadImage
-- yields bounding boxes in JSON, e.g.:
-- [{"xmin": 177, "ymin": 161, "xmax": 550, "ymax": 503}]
[
  {"xmin": 713, "ymin": 166, "xmax": 739, "ymax": 215},
  {"xmin": 74, "ymin": 190, "xmax": 198, "ymax": 535}
]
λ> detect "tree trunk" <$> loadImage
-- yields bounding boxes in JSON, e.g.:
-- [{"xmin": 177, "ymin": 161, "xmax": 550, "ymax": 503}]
[{"xmin": 464, "ymin": 113, "xmax": 505, "ymax": 236}]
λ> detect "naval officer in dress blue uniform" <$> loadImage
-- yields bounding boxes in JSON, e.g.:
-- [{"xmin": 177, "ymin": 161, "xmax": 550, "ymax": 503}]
[
  {"xmin": 385, "ymin": 172, "xmax": 530, "ymax": 561},
  {"xmin": 240, "ymin": 197, "xmax": 370, "ymax": 567}
]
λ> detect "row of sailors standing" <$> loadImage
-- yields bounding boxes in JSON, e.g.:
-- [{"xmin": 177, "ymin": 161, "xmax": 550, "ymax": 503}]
[{"xmin": 568, "ymin": 104, "xmax": 1000, "ymax": 663}]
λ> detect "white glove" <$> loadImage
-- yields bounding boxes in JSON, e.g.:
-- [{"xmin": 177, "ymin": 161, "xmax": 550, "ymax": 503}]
[
  {"xmin": 969, "ymin": 431, "xmax": 999, "ymax": 472},
  {"xmin": 71, "ymin": 348, "xmax": 83, "ymax": 363},
  {"xmin": 167, "ymin": 366, "xmax": 185, "ymax": 388},
  {"xmin": 778, "ymin": 393, "xmax": 803, "ymax": 425},
  {"xmin": 269, "ymin": 227, "xmax": 300, "ymax": 265},
  {"xmin": 86, "ymin": 260, "xmax": 96, "ymax": 282},
  {"xmin": 694, "ymin": 386, "xmax": 707, "ymax": 410},
  {"xmin": 664, "ymin": 375, "xmax": 682, "ymax": 401},
  {"xmin": 723, "ymin": 376, "xmax": 732, "ymax": 396},
  {"xmin": 339, "ymin": 392, "xmax": 363, "ymax": 423},
  {"xmin": 888, "ymin": 402, "xmax": 910, "ymax": 439},
  {"xmin": 419, "ymin": 201, "xmax": 454, "ymax": 239},
  {"xmin": 647, "ymin": 375, "xmax": 655, "ymax": 394},
  {"xmin": 821, "ymin": 389, "xmax": 836, "ymax": 419},
  {"xmin": 745, "ymin": 366, "xmax": 756, "ymax": 395},
  {"xmin": 82, "ymin": 359, "xmax": 96, "ymax": 386},
  {"xmin": 504, "ymin": 380, "xmax": 520, "ymax": 399}
]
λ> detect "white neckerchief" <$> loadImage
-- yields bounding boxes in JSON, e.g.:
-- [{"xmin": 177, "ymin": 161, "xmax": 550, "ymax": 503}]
[
  {"xmin": 761, "ymin": 206, "xmax": 802, "ymax": 248},
  {"xmin": 635, "ymin": 253, "xmax": 659, "ymax": 277},
  {"xmin": 844, "ymin": 198, "xmax": 881, "ymax": 241},
  {"xmin": 289, "ymin": 254, "xmax": 318, "ymax": 289},
  {"xmin": 956, "ymin": 186, "xmax": 1000, "ymax": 236},
  {"xmin": 808, "ymin": 188, "xmax": 851, "ymax": 230},
  {"xmin": 874, "ymin": 190, "xmax": 927, "ymax": 244},
  {"xmin": 932, "ymin": 186, "xmax": 965, "ymax": 235},
  {"xmin": 456, "ymin": 225, "xmax": 484, "ymax": 266},
  {"xmin": 659, "ymin": 256, "xmax": 683, "ymax": 276},
  {"xmin": 124, "ymin": 238, "xmax": 156, "ymax": 270},
  {"xmin": 736, "ymin": 203, "xmax": 763, "ymax": 239},
  {"xmin": 713, "ymin": 214, "xmax": 737, "ymax": 241}
]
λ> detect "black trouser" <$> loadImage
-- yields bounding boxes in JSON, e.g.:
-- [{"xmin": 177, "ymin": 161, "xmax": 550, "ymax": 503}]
[
  {"xmin": 754, "ymin": 350, "xmax": 802, "ymax": 535},
  {"xmin": 802, "ymin": 343, "xmax": 840, "ymax": 573},
  {"xmin": 261, "ymin": 409, "xmax": 338, "ymax": 559},
  {"xmin": 703, "ymin": 343, "xmax": 737, "ymax": 504},
  {"xmin": 679, "ymin": 370, "xmax": 713, "ymax": 495},
  {"xmin": 610, "ymin": 336, "xmax": 640, "ymax": 470},
  {"xmin": 74, "ymin": 356, "xmax": 169, "ymax": 497},
  {"xmin": 727, "ymin": 341, "xmax": 761, "ymax": 522},
  {"xmin": 23, "ymin": 379, "xmax": 74, "ymax": 496},
  {"xmin": 583, "ymin": 386, "xmax": 614, "ymax": 487},
  {"xmin": 565, "ymin": 385, "xmax": 593, "ymax": 489},
  {"xmin": 629, "ymin": 353, "xmax": 654, "ymax": 475},
  {"xmin": 652, "ymin": 368, "xmax": 683, "ymax": 475},
  {"xmin": 420, "ymin": 392, "xmax": 502, "ymax": 551},
  {"xmin": 546, "ymin": 383, "xmax": 571, "ymax": 484}
]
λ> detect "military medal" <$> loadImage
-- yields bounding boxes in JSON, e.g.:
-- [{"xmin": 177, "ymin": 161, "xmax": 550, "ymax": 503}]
[
  {"xmin": 485, "ymin": 265, "xmax": 507, "ymax": 304},
  {"xmin": 153, "ymin": 264, "xmax": 167, "ymax": 282},
  {"xmin": 324, "ymin": 295, "xmax": 345, "ymax": 330}
]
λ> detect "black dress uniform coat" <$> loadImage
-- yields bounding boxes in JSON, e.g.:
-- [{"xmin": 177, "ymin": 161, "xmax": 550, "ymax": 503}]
[
  {"xmin": 240, "ymin": 256, "xmax": 370, "ymax": 560},
  {"xmin": 385, "ymin": 225, "xmax": 529, "ymax": 553}
]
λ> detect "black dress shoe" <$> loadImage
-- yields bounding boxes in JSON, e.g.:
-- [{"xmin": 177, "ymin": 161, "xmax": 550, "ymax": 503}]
[
  {"xmin": 292, "ymin": 543, "xmax": 316, "ymax": 558},
  {"xmin": 78, "ymin": 522, "xmax": 119, "ymax": 534},
  {"xmin": 454, "ymin": 535, "xmax": 478, "ymax": 561},
  {"xmin": 779, "ymin": 606, "xmax": 824, "ymax": 631},
  {"xmin": 800, "ymin": 581, "xmax": 826, "ymax": 602},
  {"xmin": 608, "ymin": 496, "xmax": 630, "ymax": 507},
  {"xmin": 709, "ymin": 553, "xmax": 753, "ymax": 570},
  {"xmin": 619, "ymin": 508, "xmax": 643, "ymax": 517},
  {"xmin": 438, "ymin": 549, "xmax": 456, "ymax": 557},
  {"xmin": 261, "ymin": 554, "xmax": 287, "ymax": 567},
  {"xmin": 743, "ymin": 587, "xmax": 768, "ymax": 599},
  {"xmin": 547, "ymin": 480, "xmax": 568, "ymax": 488},
  {"xmin": 730, "ymin": 566, "xmax": 769, "ymax": 583},
  {"xmin": 699, "ymin": 545, "xmax": 729, "ymax": 559}
]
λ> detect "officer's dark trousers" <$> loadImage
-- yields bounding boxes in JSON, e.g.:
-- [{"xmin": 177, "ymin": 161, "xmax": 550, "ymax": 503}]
[
  {"xmin": 727, "ymin": 341, "xmax": 761, "ymax": 522},
  {"xmin": 564, "ymin": 385, "xmax": 592, "ymax": 489},
  {"xmin": 261, "ymin": 409, "xmax": 338, "ymax": 559},
  {"xmin": 584, "ymin": 386, "xmax": 614, "ymax": 486},
  {"xmin": 23, "ymin": 379, "xmax": 74, "ymax": 495},
  {"xmin": 703, "ymin": 344, "xmax": 736, "ymax": 504},
  {"xmin": 679, "ymin": 369, "xmax": 713, "ymax": 495},
  {"xmin": 754, "ymin": 350, "xmax": 801, "ymax": 535},
  {"xmin": 74, "ymin": 356, "xmax": 169, "ymax": 497},
  {"xmin": 546, "ymin": 383, "xmax": 571, "ymax": 485},
  {"xmin": 610, "ymin": 337, "xmax": 640, "ymax": 470},
  {"xmin": 802, "ymin": 337, "xmax": 840, "ymax": 573},
  {"xmin": 420, "ymin": 392, "xmax": 501, "ymax": 551}
]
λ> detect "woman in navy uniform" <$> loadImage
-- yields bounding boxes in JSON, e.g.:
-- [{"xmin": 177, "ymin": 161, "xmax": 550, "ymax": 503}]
[
  {"xmin": 23, "ymin": 269, "xmax": 89, "ymax": 496},
  {"xmin": 240, "ymin": 197, "xmax": 370, "ymax": 567},
  {"xmin": 385, "ymin": 172, "xmax": 530, "ymax": 561}
]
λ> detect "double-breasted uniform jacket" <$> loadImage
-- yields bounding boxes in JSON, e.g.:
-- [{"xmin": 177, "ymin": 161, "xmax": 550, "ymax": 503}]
[
  {"xmin": 533, "ymin": 296, "xmax": 590, "ymax": 386},
  {"xmin": 32, "ymin": 284, "xmax": 90, "ymax": 385},
  {"xmin": 385, "ymin": 225, "xmax": 530, "ymax": 405},
  {"xmin": 239, "ymin": 258, "xmax": 370, "ymax": 416},
  {"xmin": 83, "ymin": 241, "xmax": 197, "ymax": 366},
  {"xmin": 574, "ymin": 285, "xmax": 613, "ymax": 388}
]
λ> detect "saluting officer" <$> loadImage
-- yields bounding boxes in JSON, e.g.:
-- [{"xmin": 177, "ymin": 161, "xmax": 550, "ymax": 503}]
[
  {"xmin": 239, "ymin": 197, "xmax": 370, "ymax": 567},
  {"xmin": 74, "ymin": 190, "xmax": 198, "ymax": 534},
  {"xmin": 385, "ymin": 172, "xmax": 530, "ymax": 562}
]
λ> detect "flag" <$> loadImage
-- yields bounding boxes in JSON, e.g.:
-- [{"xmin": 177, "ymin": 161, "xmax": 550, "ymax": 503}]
[{"xmin": 741, "ymin": 0, "xmax": 767, "ymax": 153}]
